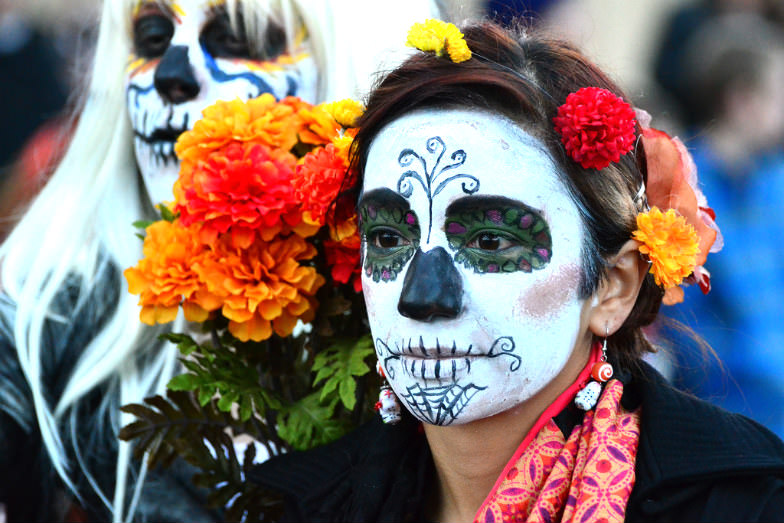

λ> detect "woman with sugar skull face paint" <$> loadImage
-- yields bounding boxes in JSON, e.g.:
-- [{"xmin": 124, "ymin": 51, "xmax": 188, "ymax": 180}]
[
  {"xmin": 0, "ymin": 1, "xmax": 441, "ymax": 521},
  {"xmin": 249, "ymin": 21, "xmax": 784, "ymax": 522}
]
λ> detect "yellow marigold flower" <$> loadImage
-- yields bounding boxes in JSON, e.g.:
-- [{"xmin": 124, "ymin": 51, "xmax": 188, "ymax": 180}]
[
  {"xmin": 633, "ymin": 207, "xmax": 700, "ymax": 289},
  {"xmin": 332, "ymin": 128, "xmax": 358, "ymax": 165},
  {"xmin": 320, "ymin": 99, "xmax": 365, "ymax": 128},
  {"xmin": 406, "ymin": 19, "xmax": 472, "ymax": 63}
]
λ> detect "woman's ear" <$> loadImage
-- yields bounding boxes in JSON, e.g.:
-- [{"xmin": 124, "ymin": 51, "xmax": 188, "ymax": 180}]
[{"xmin": 587, "ymin": 239, "xmax": 649, "ymax": 336}]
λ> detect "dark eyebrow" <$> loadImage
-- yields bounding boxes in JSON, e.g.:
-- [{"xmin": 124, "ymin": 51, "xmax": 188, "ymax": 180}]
[
  {"xmin": 358, "ymin": 188, "xmax": 411, "ymax": 210},
  {"xmin": 445, "ymin": 195, "xmax": 544, "ymax": 217}
]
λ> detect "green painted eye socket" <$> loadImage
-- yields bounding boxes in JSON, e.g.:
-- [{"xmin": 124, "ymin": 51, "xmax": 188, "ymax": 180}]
[
  {"xmin": 360, "ymin": 205, "xmax": 421, "ymax": 282},
  {"xmin": 446, "ymin": 207, "xmax": 552, "ymax": 274}
]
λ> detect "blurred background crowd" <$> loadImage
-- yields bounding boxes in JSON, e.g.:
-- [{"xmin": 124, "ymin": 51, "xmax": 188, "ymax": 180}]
[{"xmin": 2, "ymin": 0, "xmax": 782, "ymax": 437}]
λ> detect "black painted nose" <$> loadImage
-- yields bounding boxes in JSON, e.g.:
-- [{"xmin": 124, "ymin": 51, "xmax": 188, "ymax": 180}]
[
  {"xmin": 398, "ymin": 247, "xmax": 463, "ymax": 321},
  {"xmin": 154, "ymin": 45, "xmax": 200, "ymax": 104}
]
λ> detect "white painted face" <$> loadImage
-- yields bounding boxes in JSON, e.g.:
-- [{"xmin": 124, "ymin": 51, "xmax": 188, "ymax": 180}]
[
  {"xmin": 125, "ymin": 0, "xmax": 318, "ymax": 205},
  {"xmin": 360, "ymin": 109, "xmax": 587, "ymax": 426}
]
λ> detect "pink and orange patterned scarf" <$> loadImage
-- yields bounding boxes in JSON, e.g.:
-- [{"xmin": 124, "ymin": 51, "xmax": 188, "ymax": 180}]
[{"xmin": 474, "ymin": 363, "xmax": 641, "ymax": 523}]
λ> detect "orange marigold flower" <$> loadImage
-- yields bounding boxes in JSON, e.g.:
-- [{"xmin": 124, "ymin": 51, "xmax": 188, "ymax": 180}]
[
  {"xmin": 293, "ymin": 144, "xmax": 352, "ymax": 226},
  {"xmin": 194, "ymin": 235, "xmax": 325, "ymax": 342},
  {"xmin": 175, "ymin": 142, "xmax": 303, "ymax": 249},
  {"xmin": 633, "ymin": 207, "xmax": 699, "ymax": 289},
  {"xmin": 296, "ymin": 103, "xmax": 340, "ymax": 145},
  {"xmin": 175, "ymin": 94, "xmax": 301, "ymax": 166},
  {"xmin": 124, "ymin": 220, "xmax": 214, "ymax": 325}
]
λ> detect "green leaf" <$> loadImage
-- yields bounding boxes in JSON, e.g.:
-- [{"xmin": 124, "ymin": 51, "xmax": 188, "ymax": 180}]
[
  {"xmin": 158, "ymin": 203, "xmax": 178, "ymax": 222},
  {"xmin": 239, "ymin": 398, "xmax": 253, "ymax": 422},
  {"xmin": 168, "ymin": 373, "xmax": 199, "ymax": 391},
  {"xmin": 132, "ymin": 219, "xmax": 155, "ymax": 230},
  {"xmin": 311, "ymin": 335, "xmax": 374, "ymax": 410},
  {"xmin": 198, "ymin": 387, "xmax": 214, "ymax": 406},
  {"xmin": 338, "ymin": 377, "xmax": 357, "ymax": 410},
  {"xmin": 159, "ymin": 332, "xmax": 200, "ymax": 356},
  {"xmin": 276, "ymin": 393, "xmax": 348, "ymax": 451}
]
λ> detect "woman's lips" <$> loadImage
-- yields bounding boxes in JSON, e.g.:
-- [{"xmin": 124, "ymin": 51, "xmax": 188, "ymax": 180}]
[{"xmin": 399, "ymin": 354, "xmax": 476, "ymax": 380}]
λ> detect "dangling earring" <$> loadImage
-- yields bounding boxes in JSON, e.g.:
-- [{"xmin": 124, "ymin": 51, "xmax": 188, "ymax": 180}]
[
  {"xmin": 575, "ymin": 327, "xmax": 615, "ymax": 411},
  {"xmin": 375, "ymin": 361, "xmax": 402, "ymax": 424}
]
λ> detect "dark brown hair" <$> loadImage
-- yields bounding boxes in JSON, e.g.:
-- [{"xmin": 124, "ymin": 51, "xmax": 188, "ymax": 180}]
[{"xmin": 350, "ymin": 21, "xmax": 664, "ymax": 369}]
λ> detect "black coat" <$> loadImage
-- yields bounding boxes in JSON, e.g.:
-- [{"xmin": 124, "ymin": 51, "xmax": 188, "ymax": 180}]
[
  {"xmin": 250, "ymin": 361, "xmax": 784, "ymax": 522},
  {"xmin": 0, "ymin": 258, "xmax": 218, "ymax": 522}
]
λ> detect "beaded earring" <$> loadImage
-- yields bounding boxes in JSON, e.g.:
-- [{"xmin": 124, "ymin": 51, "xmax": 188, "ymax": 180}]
[{"xmin": 575, "ymin": 330, "xmax": 614, "ymax": 411}]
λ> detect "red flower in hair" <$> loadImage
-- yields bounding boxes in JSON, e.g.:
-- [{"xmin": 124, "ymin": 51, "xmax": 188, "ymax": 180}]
[{"xmin": 553, "ymin": 87, "xmax": 637, "ymax": 170}]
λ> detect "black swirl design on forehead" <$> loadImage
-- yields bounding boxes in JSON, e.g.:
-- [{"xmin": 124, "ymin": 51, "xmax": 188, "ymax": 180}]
[{"xmin": 397, "ymin": 136, "xmax": 480, "ymax": 242}]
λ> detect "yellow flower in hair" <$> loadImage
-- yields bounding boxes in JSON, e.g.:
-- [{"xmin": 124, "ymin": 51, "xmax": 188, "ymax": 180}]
[
  {"xmin": 406, "ymin": 19, "xmax": 472, "ymax": 63},
  {"xmin": 320, "ymin": 99, "xmax": 365, "ymax": 128},
  {"xmin": 633, "ymin": 207, "xmax": 700, "ymax": 289}
]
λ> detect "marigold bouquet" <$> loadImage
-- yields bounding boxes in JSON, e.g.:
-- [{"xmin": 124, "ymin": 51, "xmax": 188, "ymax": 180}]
[{"xmin": 120, "ymin": 95, "xmax": 375, "ymax": 520}]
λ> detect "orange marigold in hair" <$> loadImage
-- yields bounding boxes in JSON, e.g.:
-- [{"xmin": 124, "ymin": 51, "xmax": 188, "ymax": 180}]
[
  {"xmin": 194, "ymin": 234, "xmax": 325, "ymax": 342},
  {"xmin": 175, "ymin": 94, "xmax": 301, "ymax": 166},
  {"xmin": 553, "ymin": 87, "xmax": 636, "ymax": 170},
  {"xmin": 293, "ymin": 144, "xmax": 353, "ymax": 226},
  {"xmin": 175, "ymin": 142, "xmax": 303, "ymax": 249},
  {"xmin": 633, "ymin": 206, "xmax": 699, "ymax": 290},
  {"xmin": 124, "ymin": 220, "xmax": 218, "ymax": 325}
]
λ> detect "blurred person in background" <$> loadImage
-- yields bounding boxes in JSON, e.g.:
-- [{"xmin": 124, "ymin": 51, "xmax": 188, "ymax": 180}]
[
  {"xmin": 662, "ymin": 12, "xmax": 784, "ymax": 438},
  {"xmin": 0, "ymin": 0, "xmax": 97, "ymax": 239},
  {"xmin": 0, "ymin": 1, "xmax": 441, "ymax": 521},
  {"xmin": 653, "ymin": 0, "xmax": 784, "ymax": 132},
  {"xmin": 0, "ymin": 1, "xmax": 69, "ymax": 168}
]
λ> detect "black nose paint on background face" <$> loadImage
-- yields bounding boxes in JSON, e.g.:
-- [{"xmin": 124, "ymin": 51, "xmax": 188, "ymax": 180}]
[
  {"xmin": 398, "ymin": 247, "xmax": 463, "ymax": 321},
  {"xmin": 154, "ymin": 45, "xmax": 200, "ymax": 104}
]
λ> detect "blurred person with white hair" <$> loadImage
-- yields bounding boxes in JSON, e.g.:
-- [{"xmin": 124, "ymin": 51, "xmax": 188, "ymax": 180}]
[{"xmin": 0, "ymin": 1, "xmax": 441, "ymax": 521}]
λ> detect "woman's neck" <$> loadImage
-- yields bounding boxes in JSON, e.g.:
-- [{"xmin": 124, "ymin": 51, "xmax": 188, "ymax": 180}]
[{"xmin": 423, "ymin": 344, "xmax": 590, "ymax": 523}]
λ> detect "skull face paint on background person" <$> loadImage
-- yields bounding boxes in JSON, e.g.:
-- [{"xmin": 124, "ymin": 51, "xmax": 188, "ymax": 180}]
[
  {"xmin": 360, "ymin": 109, "xmax": 593, "ymax": 426},
  {"xmin": 125, "ymin": 0, "xmax": 318, "ymax": 205}
]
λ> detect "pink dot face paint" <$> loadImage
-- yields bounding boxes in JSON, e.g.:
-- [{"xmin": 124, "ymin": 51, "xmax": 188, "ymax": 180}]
[{"xmin": 361, "ymin": 109, "xmax": 588, "ymax": 426}]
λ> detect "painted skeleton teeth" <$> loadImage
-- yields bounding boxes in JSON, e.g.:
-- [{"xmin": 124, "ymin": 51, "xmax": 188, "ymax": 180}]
[
  {"xmin": 402, "ymin": 355, "xmax": 471, "ymax": 381},
  {"xmin": 137, "ymin": 138, "xmax": 179, "ymax": 167}
]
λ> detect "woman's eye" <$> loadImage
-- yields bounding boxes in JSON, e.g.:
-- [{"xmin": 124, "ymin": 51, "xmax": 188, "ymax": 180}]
[
  {"xmin": 133, "ymin": 15, "xmax": 174, "ymax": 58},
  {"xmin": 370, "ymin": 230, "xmax": 408, "ymax": 249},
  {"xmin": 201, "ymin": 14, "xmax": 251, "ymax": 58},
  {"xmin": 466, "ymin": 232, "xmax": 514, "ymax": 251}
]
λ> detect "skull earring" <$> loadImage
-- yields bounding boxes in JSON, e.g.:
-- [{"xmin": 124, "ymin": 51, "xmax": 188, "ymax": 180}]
[{"xmin": 375, "ymin": 361, "xmax": 402, "ymax": 424}]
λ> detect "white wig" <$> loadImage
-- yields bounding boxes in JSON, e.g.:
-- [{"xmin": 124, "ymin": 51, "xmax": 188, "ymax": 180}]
[{"xmin": 0, "ymin": 0, "xmax": 442, "ymax": 520}]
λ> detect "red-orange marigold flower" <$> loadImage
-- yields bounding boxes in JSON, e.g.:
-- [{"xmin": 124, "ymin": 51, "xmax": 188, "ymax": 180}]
[
  {"xmin": 553, "ymin": 87, "xmax": 636, "ymax": 170},
  {"xmin": 175, "ymin": 142, "xmax": 303, "ymax": 248},
  {"xmin": 293, "ymin": 144, "xmax": 353, "ymax": 226},
  {"xmin": 194, "ymin": 234, "xmax": 326, "ymax": 342},
  {"xmin": 325, "ymin": 216, "xmax": 362, "ymax": 292},
  {"xmin": 124, "ymin": 220, "xmax": 216, "ymax": 325}
]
